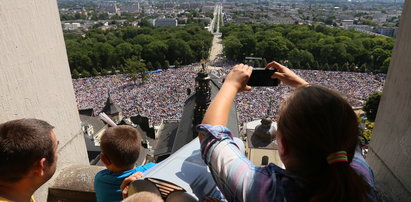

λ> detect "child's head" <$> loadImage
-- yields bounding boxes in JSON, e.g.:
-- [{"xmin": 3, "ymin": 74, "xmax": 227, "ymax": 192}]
[
  {"xmin": 122, "ymin": 191, "xmax": 163, "ymax": 202},
  {"xmin": 277, "ymin": 85, "xmax": 370, "ymax": 201},
  {"xmin": 100, "ymin": 125, "xmax": 141, "ymax": 171}
]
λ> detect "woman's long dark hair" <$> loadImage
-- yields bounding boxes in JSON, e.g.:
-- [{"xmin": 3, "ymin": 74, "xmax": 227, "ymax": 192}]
[{"xmin": 278, "ymin": 85, "xmax": 371, "ymax": 202}]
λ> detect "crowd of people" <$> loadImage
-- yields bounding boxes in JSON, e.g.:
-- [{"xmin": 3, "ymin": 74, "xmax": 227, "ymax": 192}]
[
  {"xmin": 73, "ymin": 65, "xmax": 200, "ymax": 126},
  {"xmin": 73, "ymin": 63, "xmax": 385, "ymax": 126}
]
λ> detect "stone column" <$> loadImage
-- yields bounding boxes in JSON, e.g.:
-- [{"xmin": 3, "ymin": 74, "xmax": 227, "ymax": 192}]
[
  {"xmin": 0, "ymin": 0, "xmax": 89, "ymax": 201},
  {"xmin": 366, "ymin": 1, "xmax": 411, "ymax": 201}
]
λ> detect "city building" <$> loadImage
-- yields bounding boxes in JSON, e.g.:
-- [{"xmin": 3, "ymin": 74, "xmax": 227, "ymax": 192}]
[
  {"xmin": 155, "ymin": 18, "xmax": 177, "ymax": 27},
  {"xmin": 375, "ymin": 27, "xmax": 398, "ymax": 37},
  {"xmin": 341, "ymin": 19, "xmax": 354, "ymax": 27},
  {"xmin": 63, "ymin": 22, "xmax": 81, "ymax": 30}
]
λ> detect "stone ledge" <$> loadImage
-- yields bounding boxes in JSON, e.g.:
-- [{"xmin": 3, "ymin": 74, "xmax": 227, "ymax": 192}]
[{"xmin": 47, "ymin": 165, "xmax": 104, "ymax": 202}]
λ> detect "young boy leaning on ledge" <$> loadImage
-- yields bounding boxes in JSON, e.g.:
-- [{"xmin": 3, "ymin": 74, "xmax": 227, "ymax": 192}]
[{"xmin": 94, "ymin": 125, "xmax": 156, "ymax": 202}]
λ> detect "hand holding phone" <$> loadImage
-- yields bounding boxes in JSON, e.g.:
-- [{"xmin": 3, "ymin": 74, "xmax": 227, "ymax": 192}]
[{"xmin": 247, "ymin": 68, "xmax": 279, "ymax": 87}]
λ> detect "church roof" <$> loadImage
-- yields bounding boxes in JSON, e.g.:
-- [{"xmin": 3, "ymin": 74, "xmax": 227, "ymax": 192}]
[
  {"xmin": 79, "ymin": 114, "xmax": 107, "ymax": 134},
  {"xmin": 153, "ymin": 120, "xmax": 180, "ymax": 157},
  {"xmin": 101, "ymin": 95, "xmax": 122, "ymax": 115},
  {"xmin": 79, "ymin": 108, "xmax": 95, "ymax": 116}
]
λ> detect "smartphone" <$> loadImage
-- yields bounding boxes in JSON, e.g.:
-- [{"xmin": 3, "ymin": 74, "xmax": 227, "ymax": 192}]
[{"xmin": 247, "ymin": 68, "xmax": 279, "ymax": 87}]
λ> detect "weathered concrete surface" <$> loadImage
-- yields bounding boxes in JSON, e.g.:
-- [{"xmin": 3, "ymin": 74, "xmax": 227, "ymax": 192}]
[
  {"xmin": 367, "ymin": 1, "xmax": 411, "ymax": 201},
  {"xmin": 0, "ymin": 0, "xmax": 89, "ymax": 201},
  {"xmin": 51, "ymin": 165, "xmax": 104, "ymax": 192},
  {"xmin": 48, "ymin": 165, "xmax": 104, "ymax": 202}
]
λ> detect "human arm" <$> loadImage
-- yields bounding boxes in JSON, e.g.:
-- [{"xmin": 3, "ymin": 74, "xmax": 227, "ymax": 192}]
[
  {"xmin": 265, "ymin": 61, "xmax": 309, "ymax": 88},
  {"xmin": 198, "ymin": 64, "xmax": 282, "ymax": 201},
  {"xmin": 200, "ymin": 64, "xmax": 252, "ymax": 141},
  {"xmin": 198, "ymin": 125, "xmax": 281, "ymax": 202}
]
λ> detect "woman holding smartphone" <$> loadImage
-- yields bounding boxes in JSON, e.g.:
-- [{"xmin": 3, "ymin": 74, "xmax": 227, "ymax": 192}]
[{"xmin": 198, "ymin": 61, "xmax": 377, "ymax": 202}]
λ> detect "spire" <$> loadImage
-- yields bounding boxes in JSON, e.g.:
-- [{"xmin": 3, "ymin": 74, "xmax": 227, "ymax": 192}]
[
  {"xmin": 102, "ymin": 92, "xmax": 122, "ymax": 115},
  {"xmin": 192, "ymin": 62, "xmax": 211, "ymax": 133}
]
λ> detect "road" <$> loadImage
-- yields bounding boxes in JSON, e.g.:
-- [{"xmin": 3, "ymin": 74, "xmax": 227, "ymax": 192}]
[{"xmin": 208, "ymin": 4, "xmax": 224, "ymax": 65}]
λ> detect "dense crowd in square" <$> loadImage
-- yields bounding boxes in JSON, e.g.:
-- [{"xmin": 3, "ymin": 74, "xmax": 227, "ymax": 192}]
[{"xmin": 73, "ymin": 64, "xmax": 385, "ymax": 126}]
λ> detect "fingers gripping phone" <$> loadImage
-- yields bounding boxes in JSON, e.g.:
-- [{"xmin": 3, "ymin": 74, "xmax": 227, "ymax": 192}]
[{"xmin": 247, "ymin": 68, "xmax": 279, "ymax": 87}]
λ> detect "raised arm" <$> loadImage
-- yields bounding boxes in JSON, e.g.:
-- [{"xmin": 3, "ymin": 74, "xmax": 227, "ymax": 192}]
[
  {"xmin": 200, "ymin": 64, "xmax": 252, "ymax": 140},
  {"xmin": 198, "ymin": 64, "xmax": 282, "ymax": 202}
]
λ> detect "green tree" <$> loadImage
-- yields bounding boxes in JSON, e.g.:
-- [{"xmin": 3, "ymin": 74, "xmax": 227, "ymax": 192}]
[
  {"xmin": 143, "ymin": 41, "xmax": 168, "ymax": 65},
  {"xmin": 163, "ymin": 60, "xmax": 170, "ymax": 70},
  {"xmin": 363, "ymin": 92, "xmax": 382, "ymax": 122},
  {"xmin": 188, "ymin": 40, "xmax": 207, "ymax": 61},
  {"xmin": 331, "ymin": 63, "xmax": 338, "ymax": 71},
  {"xmin": 139, "ymin": 19, "xmax": 153, "ymax": 27},
  {"xmin": 131, "ymin": 34, "xmax": 155, "ymax": 46},
  {"xmin": 146, "ymin": 61, "xmax": 153, "ymax": 70},
  {"xmin": 314, "ymin": 61, "xmax": 321, "ymax": 70},
  {"xmin": 380, "ymin": 57, "xmax": 391, "ymax": 73},
  {"xmin": 81, "ymin": 69, "xmax": 91, "ymax": 78},
  {"xmin": 360, "ymin": 63, "xmax": 367, "ymax": 73},
  {"xmin": 293, "ymin": 62, "xmax": 301, "ymax": 69},
  {"xmin": 287, "ymin": 61, "xmax": 294, "ymax": 69},
  {"xmin": 261, "ymin": 58, "xmax": 268, "ymax": 67},
  {"xmin": 343, "ymin": 63, "xmax": 350, "ymax": 72},
  {"xmin": 254, "ymin": 60, "xmax": 261, "ymax": 67},
  {"xmin": 67, "ymin": 51, "xmax": 93, "ymax": 73},
  {"xmin": 175, "ymin": 60, "xmax": 181, "ymax": 67},
  {"xmin": 223, "ymin": 36, "xmax": 243, "ymax": 61},
  {"xmin": 349, "ymin": 63, "xmax": 356, "ymax": 72},
  {"xmin": 167, "ymin": 39, "xmax": 194, "ymax": 65},
  {"xmin": 288, "ymin": 49, "xmax": 314, "ymax": 69},
  {"xmin": 125, "ymin": 58, "xmax": 148, "ymax": 83},
  {"xmin": 115, "ymin": 42, "xmax": 135, "ymax": 65},
  {"xmin": 102, "ymin": 68, "xmax": 109, "ymax": 75},
  {"xmin": 72, "ymin": 69, "xmax": 80, "ymax": 79},
  {"xmin": 256, "ymin": 37, "xmax": 291, "ymax": 62},
  {"xmin": 91, "ymin": 68, "xmax": 99, "ymax": 76},
  {"xmin": 236, "ymin": 33, "xmax": 256, "ymax": 58},
  {"xmin": 324, "ymin": 63, "xmax": 330, "ymax": 71},
  {"xmin": 154, "ymin": 61, "xmax": 161, "ymax": 69},
  {"xmin": 371, "ymin": 48, "xmax": 390, "ymax": 71},
  {"xmin": 91, "ymin": 42, "xmax": 115, "ymax": 70}
]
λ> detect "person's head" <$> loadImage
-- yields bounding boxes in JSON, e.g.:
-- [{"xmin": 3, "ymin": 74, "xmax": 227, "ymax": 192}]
[
  {"xmin": 122, "ymin": 191, "xmax": 163, "ymax": 202},
  {"xmin": 100, "ymin": 125, "xmax": 141, "ymax": 171},
  {"xmin": 277, "ymin": 85, "xmax": 370, "ymax": 201},
  {"xmin": 0, "ymin": 118, "xmax": 58, "ymax": 186}
]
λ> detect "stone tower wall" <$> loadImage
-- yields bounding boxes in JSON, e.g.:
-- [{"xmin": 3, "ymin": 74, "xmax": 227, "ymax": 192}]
[
  {"xmin": 0, "ymin": 1, "xmax": 89, "ymax": 201},
  {"xmin": 367, "ymin": 1, "xmax": 411, "ymax": 201}
]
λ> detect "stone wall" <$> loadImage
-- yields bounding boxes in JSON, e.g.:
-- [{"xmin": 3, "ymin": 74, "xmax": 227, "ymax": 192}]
[
  {"xmin": 367, "ymin": 1, "xmax": 411, "ymax": 201},
  {"xmin": 0, "ymin": 0, "xmax": 89, "ymax": 201},
  {"xmin": 48, "ymin": 165, "xmax": 104, "ymax": 202}
]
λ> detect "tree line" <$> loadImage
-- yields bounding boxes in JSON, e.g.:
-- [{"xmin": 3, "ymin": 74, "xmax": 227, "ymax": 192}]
[
  {"xmin": 221, "ymin": 23, "xmax": 394, "ymax": 73},
  {"xmin": 65, "ymin": 24, "xmax": 213, "ymax": 78}
]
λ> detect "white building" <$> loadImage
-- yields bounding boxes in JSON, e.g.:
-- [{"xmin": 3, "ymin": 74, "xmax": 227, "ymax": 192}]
[
  {"xmin": 341, "ymin": 20, "xmax": 354, "ymax": 28},
  {"xmin": 63, "ymin": 22, "xmax": 81, "ymax": 30}
]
